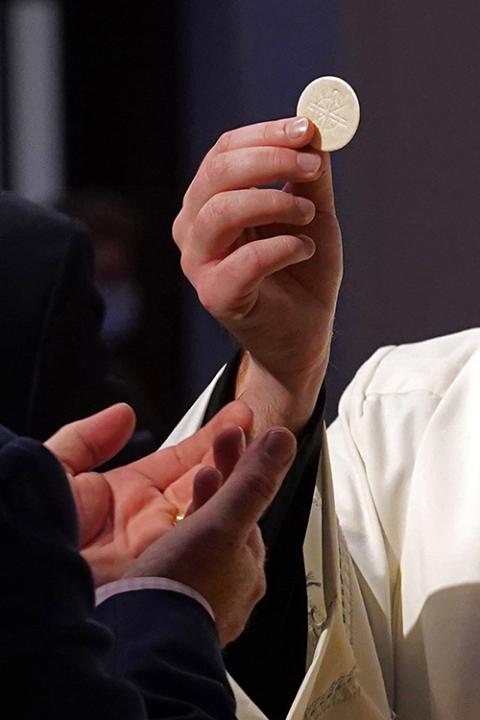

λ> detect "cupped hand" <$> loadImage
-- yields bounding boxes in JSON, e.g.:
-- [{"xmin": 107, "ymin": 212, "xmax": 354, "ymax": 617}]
[{"xmin": 45, "ymin": 401, "xmax": 253, "ymax": 586}]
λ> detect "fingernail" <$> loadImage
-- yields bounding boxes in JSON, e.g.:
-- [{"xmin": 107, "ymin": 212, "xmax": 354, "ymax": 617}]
[
  {"xmin": 287, "ymin": 117, "xmax": 309, "ymax": 139},
  {"xmin": 297, "ymin": 152, "xmax": 322, "ymax": 174},
  {"xmin": 263, "ymin": 428, "xmax": 295, "ymax": 464},
  {"xmin": 297, "ymin": 235, "xmax": 316, "ymax": 256},
  {"xmin": 294, "ymin": 196, "xmax": 316, "ymax": 221}
]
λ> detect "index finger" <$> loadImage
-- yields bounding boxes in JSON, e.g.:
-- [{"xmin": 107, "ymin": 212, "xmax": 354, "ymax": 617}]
[
  {"xmin": 181, "ymin": 117, "xmax": 317, "ymax": 218},
  {"xmin": 127, "ymin": 401, "xmax": 253, "ymax": 490},
  {"xmin": 210, "ymin": 117, "xmax": 316, "ymax": 156}
]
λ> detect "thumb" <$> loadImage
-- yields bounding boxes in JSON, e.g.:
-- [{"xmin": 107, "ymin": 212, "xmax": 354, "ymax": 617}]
[
  {"xmin": 206, "ymin": 427, "xmax": 296, "ymax": 538},
  {"xmin": 45, "ymin": 403, "xmax": 136, "ymax": 473}
]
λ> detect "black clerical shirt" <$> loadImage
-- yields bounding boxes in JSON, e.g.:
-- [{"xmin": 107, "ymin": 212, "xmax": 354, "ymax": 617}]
[{"xmin": 203, "ymin": 355, "xmax": 325, "ymax": 720}]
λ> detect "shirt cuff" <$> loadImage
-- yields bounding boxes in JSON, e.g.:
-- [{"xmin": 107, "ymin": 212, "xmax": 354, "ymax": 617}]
[{"xmin": 95, "ymin": 577, "xmax": 215, "ymax": 621}]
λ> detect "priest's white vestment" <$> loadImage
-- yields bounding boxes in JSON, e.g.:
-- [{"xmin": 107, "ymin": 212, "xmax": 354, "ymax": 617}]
[{"xmin": 163, "ymin": 328, "xmax": 480, "ymax": 719}]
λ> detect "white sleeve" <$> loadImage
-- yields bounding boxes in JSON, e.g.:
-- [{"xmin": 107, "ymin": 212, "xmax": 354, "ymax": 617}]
[
  {"xmin": 95, "ymin": 577, "xmax": 214, "ymax": 620},
  {"xmin": 165, "ymin": 334, "xmax": 480, "ymax": 719}
]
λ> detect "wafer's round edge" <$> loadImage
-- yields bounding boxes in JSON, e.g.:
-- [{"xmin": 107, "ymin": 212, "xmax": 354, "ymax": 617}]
[{"xmin": 297, "ymin": 76, "xmax": 360, "ymax": 152}]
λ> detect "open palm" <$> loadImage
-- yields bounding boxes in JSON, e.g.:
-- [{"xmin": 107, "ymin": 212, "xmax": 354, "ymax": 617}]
[{"xmin": 45, "ymin": 402, "xmax": 252, "ymax": 586}]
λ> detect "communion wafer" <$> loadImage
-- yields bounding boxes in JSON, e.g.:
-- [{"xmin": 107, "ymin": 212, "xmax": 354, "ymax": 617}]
[{"xmin": 297, "ymin": 76, "xmax": 360, "ymax": 151}]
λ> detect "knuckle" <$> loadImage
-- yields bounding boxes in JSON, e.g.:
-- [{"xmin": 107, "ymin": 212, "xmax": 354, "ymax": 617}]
[
  {"xmin": 172, "ymin": 212, "xmax": 185, "ymax": 247},
  {"xmin": 269, "ymin": 146, "xmax": 289, "ymax": 174},
  {"xmin": 193, "ymin": 206, "xmax": 208, "ymax": 238},
  {"xmin": 260, "ymin": 539, "xmax": 267, "ymax": 563},
  {"xmin": 205, "ymin": 153, "xmax": 228, "ymax": 183},
  {"xmin": 262, "ymin": 119, "xmax": 283, "ymax": 144},
  {"xmin": 181, "ymin": 185, "xmax": 191, "ymax": 208},
  {"xmin": 261, "ymin": 122, "xmax": 272, "ymax": 144},
  {"xmin": 256, "ymin": 571, "xmax": 267, "ymax": 600},
  {"xmin": 196, "ymin": 277, "xmax": 216, "ymax": 314},
  {"xmin": 277, "ymin": 234, "xmax": 297, "ymax": 253},
  {"xmin": 256, "ymin": 535, "xmax": 267, "ymax": 564},
  {"xmin": 216, "ymin": 130, "xmax": 233, "ymax": 153},
  {"xmin": 245, "ymin": 242, "xmax": 264, "ymax": 277},
  {"xmin": 198, "ymin": 266, "xmax": 241, "ymax": 320},
  {"xmin": 269, "ymin": 190, "xmax": 292, "ymax": 215},
  {"xmin": 204, "ymin": 194, "xmax": 229, "ymax": 225}
]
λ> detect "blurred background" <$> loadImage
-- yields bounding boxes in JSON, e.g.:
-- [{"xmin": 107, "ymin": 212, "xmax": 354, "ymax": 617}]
[{"xmin": 1, "ymin": 0, "xmax": 480, "ymax": 433}]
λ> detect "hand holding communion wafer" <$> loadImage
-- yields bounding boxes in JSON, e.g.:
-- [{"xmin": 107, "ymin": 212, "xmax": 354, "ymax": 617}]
[{"xmin": 174, "ymin": 78, "xmax": 358, "ymax": 432}]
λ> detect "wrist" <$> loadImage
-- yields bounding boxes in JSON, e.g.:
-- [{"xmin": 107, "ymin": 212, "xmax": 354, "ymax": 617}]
[{"xmin": 235, "ymin": 351, "xmax": 327, "ymax": 434}]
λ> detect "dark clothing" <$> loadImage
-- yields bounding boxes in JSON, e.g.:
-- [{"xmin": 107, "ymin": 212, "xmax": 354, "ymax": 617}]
[
  {"xmin": 0, "ymin": 191, "xmax": 119, "ymax": 439},
  {"xmin": 0, "ymin": 424, "xmax": 235, "ymax": 719},
  {"xmin": 0, "ymin": 190, "xmax": 155, "ymax": 462},
  {"xmin": 0, "ymin": 191, "xmax": 324, "ymax": 718},
  {"xmin": 204, "ymin": 360, "xmax": 325, "ymax": 720}
]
